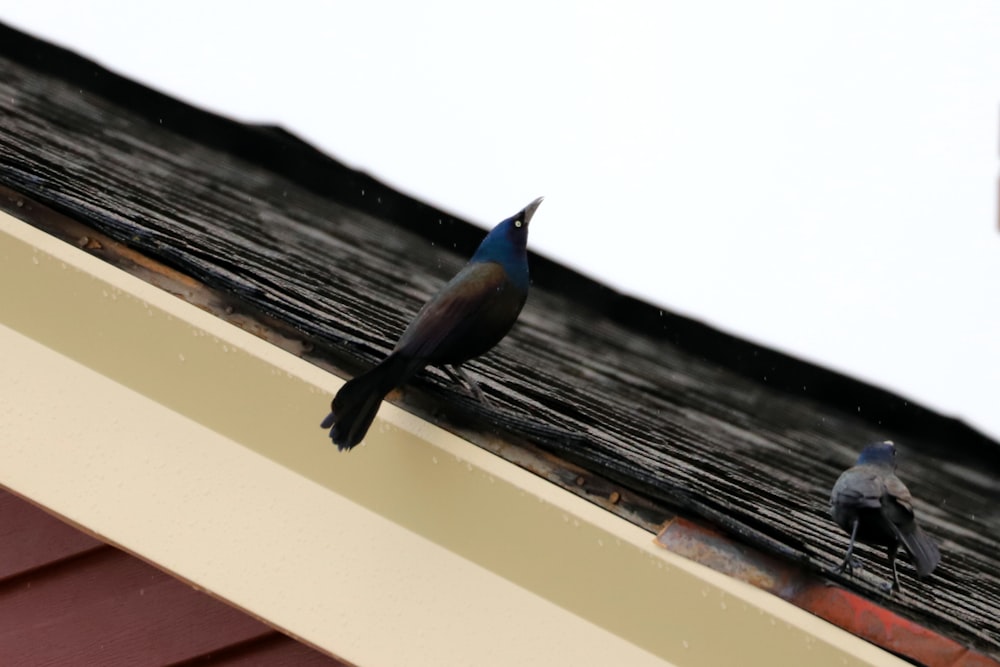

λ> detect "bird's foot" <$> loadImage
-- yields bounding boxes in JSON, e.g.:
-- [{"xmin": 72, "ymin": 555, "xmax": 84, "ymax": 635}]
[
  {"xmin": 444, "ymin": 365, "xmax": 492, "ymax": 406},
  {"xmin": 831, "ymin": 556, "xmax": 863, "ymax": 578},
  {"xmin": 878, "ymin": 579, "xmax": 899, "ymax": 595}
]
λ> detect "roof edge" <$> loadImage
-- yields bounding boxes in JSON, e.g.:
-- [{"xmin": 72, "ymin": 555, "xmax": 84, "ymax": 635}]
[{"xmin": 0, "ymin": 210, "xmax": 907, "ymax": 667}]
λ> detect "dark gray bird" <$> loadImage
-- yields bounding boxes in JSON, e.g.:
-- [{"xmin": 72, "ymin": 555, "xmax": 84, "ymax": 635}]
[
  {"xmin": 830, "ymin": 440, "xmax": 940, "ymax": 591},
  {"xmin": 321, "ymin": 197, "xmax": 543, "ymax": 451}
]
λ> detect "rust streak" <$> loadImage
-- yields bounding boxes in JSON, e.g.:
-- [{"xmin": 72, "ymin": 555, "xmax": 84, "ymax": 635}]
[{"xmin": 656, "ymin": 518, "xmax": 999, "ymax": 667}]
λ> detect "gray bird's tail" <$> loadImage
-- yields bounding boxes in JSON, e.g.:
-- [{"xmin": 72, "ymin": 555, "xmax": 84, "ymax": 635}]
[
  {"xmin": 321, "ymin": 354, "xmax": 420, "ymax": 451},
  {"xmin": 897, "ymin": 524, "xmax": 941, "ymax": 577}
]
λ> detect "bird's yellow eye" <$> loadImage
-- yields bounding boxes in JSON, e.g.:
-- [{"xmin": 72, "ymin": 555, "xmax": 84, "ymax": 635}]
[{"xmin": 515, "ymin": 220, "xmax": 523, "ymax": 228}]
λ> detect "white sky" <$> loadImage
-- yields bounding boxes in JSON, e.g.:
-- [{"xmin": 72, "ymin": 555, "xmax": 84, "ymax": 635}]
[{"xmin": 2, "ymin": 3, "xmax": 998, "ymax": 441}]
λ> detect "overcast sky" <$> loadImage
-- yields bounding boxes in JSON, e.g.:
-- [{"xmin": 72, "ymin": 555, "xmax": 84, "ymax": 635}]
[{"xmin": 2, "ymin": 2, "xmax": 998, "ymax": 441}]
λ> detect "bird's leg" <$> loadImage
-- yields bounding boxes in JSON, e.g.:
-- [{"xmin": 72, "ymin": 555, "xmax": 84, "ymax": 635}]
[
  {"xmin": 887, "ymin": 543, "xmax": 902, "ymax": 593},
  {"xmin": 833, "ymin": 517, "xmax": 860, "ymax": 577},
  {"xmin": 444, "ymin": 364, "xmax": 491, "ymax": 405}
]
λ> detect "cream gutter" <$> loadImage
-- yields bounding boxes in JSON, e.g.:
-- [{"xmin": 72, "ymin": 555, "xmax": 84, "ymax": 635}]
[{"xmin": 0, "ymin": 211, "xmax": 905, "ymax": 666}]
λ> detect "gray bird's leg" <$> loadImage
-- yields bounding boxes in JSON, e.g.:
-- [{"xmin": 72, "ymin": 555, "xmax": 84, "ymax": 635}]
[
  {"xmin": 833, "ymin": 517, "xmax": 861, "ymax": 576},
  {"xmin": 886, "ymin": 543, "xmax": 902, "ymax": 593},
  {"xmin": 444, "ymin": 364, "xmax": 491, "ymax": 405}
]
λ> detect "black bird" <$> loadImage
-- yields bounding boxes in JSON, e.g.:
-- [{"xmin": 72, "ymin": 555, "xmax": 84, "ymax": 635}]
[
  {"xmin": 321, "ymin": 197, "xmax": 543, "ymax": 451},
  {"xmin": 829, "ymin": 440, "xmax": 940, "ymax": 591}
]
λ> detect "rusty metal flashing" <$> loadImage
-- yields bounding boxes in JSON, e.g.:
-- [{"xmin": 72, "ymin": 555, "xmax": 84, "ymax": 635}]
[{"xmin": 658, "ymin": 518, "xmax": 998, "ymax": 667}]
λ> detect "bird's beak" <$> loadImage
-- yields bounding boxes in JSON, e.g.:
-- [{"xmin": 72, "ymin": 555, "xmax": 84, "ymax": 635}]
[{"xmin": 522, "ymin": 196, "xmax": 544, "ymax": 225}]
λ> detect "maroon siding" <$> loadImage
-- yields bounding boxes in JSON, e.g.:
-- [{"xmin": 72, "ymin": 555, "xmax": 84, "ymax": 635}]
[
  {"xmin": 0, "ymin": 490, "xmax": 104, "ymax": 579},
  {"xmin": 0, "ymin": 489, "xmax": 348, "ymax": 666}
]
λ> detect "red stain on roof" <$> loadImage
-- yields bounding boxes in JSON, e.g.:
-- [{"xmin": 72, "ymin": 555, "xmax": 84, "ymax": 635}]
[{"xmin": 657, "ymin": 517, "xmax": 997, "ymax": 667}]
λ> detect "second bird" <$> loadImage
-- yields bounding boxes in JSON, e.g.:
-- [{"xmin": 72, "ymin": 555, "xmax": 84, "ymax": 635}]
[
  {"xmin": 321, "ymin": 197, "xmax": 543, "ymax": 451},
  {"xmin": 830, "ymin": 440, "xmax": 940, "ymax": 592}
]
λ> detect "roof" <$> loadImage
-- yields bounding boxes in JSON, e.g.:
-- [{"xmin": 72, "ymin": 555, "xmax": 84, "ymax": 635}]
[{"xmin": 1, "ymin": 20, "xmax": 998, "ymax": 665}]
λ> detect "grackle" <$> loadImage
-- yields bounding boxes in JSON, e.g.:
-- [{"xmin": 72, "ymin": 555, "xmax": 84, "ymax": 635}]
[
  {"xmin": 829, "ymin": 440, "xmax": 940, "ymax": 592},
  {"xmin": 321, "ymin": 197, "xmax": 543, "ymax": 451}
]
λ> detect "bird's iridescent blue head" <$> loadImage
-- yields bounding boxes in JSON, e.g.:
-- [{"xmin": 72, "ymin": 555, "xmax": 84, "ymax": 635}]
[
  {"xmin": 856, "ymin": 440, "xmax": 896, "ymax": 467},
  {"xmin": 470, "ymin": 197, "xmax": 542, "ymax": 287}
]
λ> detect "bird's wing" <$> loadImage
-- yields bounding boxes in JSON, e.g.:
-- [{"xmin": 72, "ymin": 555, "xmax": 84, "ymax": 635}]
[
  {"xmin": 395, "ymin": 262, "xmax": 511, "ymax": 359},
  {"xmin": 831, "ymin": 466, "xmax": 885, "ymax": 509},
  {"xmin": 883, "ymin": 474, "xmax": 914, "ymax": 509},
  {"xmin": 881, "ymin": 473, "xmax": 917, "ymax": 524}
]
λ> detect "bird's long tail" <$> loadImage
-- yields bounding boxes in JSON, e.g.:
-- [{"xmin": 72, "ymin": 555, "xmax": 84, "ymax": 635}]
[
  {"xmin": 321, "ymin": 354, "xmax": 420, "ymax": 451},
  {"xmin": 897, "ymin": 524, "xmax": 941, "ymax": 577}
]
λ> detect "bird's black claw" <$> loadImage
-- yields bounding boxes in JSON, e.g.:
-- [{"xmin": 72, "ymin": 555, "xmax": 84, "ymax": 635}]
[{"xmin": 831, "ymin": 556, "xmax": 863, "ymax": 578}]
